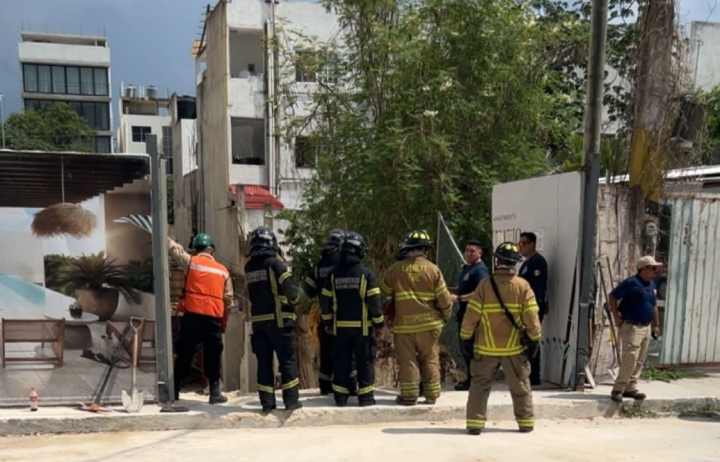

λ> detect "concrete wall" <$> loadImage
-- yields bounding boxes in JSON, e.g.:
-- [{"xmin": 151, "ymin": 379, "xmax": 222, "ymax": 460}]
[
  {"xmin": 172, "ymin": 116, "xmax": 198, "ymax": 248},
  {"xmin": 230, "ymin": 164, "xmax": 266, "ymax": 185},
  {"xmin": 118, "ymin": 114, "xmax": 172, "ymax": 154},
  {"xmin": 227, "ymin": 0, "xmax": 267, "ymax": 30},
  {"xmin": 689, "ymin": 21, "xmax": 720, "ymax": 91},
  {"xmin": 19, "ymin": 42, "xmax": 111, "ymax": 66},
  {"xmin": 229, "ymin": 77, "xmax": 265, "ymax": 119}
]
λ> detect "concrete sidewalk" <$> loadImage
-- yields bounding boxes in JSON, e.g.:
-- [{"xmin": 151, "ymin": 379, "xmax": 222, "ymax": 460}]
[{"xmin": 2, "ymin": 374, "xmax": 718, "ymax": 436}]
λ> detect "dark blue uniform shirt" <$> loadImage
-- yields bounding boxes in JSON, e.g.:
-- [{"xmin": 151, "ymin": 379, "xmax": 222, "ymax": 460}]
[
  {"xmin": 611, "ymin": 275, "xmax": 656, "ymax": 325},
  {"xmin": 519, "ymin": 253, "xmax": 548, "ymax": 317},
  {"xmin": 455, "ymin": 261, "xmax": 489, "ymax": 319}
]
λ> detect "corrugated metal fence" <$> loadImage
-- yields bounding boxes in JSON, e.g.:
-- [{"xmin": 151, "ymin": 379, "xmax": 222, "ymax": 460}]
[{"xmin": 662, "ymin": 194, "xmax": 720, "ymax": 365}]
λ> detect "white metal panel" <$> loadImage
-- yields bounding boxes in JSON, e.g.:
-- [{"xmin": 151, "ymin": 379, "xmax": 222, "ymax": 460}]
[
  {"xmin": 662, "ymin": 195, "xmax": 720, "ymax": 364},
  {"xmin": 492, "ymin": 172, "xmax": 583, "ymax": 386}
]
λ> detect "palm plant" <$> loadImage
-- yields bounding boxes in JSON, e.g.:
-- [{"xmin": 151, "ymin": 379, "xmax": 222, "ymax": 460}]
[{"xmin": 60, "ymin": 252, "xmax": 140, "ymax": 303}]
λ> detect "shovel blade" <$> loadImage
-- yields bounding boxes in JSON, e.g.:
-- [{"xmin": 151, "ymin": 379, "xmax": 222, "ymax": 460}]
[{"xmin": 121, "ymin": 389, "xmax": 144, "ymax": 413}]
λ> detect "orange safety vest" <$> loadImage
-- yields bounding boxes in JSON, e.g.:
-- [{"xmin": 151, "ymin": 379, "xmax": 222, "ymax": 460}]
[{"xmin": 180, "ymin": 253, "xmax": 229, "ymax": 319}]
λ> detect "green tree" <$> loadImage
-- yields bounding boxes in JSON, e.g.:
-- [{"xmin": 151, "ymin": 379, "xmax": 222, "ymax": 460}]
[
  {"xmin": 5, "ymin": 102, "xmax": 94, "ymax": 152},
  {"xmin": 280, "ymin": 0, "xmax": 578, "ymax": 273}
]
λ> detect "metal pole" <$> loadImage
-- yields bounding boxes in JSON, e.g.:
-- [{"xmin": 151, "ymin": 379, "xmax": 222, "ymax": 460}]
[
  {"xmin": 575, "ymin": 0, "xmax": 608, "ymax": 390},
  {"xmin": 0, "ymin": 94, "xmax": 6, "ymax": 149},
  {"xmin": 148, "ymin": 134, "xmax": 175, "ymax": 403}
]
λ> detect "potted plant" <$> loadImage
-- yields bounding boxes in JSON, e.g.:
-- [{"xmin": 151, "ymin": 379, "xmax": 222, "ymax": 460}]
[{"xmin": 59, "ymin": 252, "xmax": 139, "ymax": 321}]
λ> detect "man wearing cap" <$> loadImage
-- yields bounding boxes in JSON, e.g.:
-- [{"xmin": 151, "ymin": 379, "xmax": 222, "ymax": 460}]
[
  {"xmin": 452, "ymin": 240, "xmax": 489, "ymax": 390},
  {"xmin": 608, "ymin": 255, "xmax": 663, "ymax": 402}
]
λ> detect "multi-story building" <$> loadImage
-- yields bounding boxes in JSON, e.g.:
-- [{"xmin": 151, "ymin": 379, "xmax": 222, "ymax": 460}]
[
  {"xmin": 688, "ymin": 21, "xmax": 720, "ymax": 92},
  {"xmin": 18, "ymin": 32, "xmax": 113, "ymax": 152},
  {"xmin": 173, "ymin": 0, "xmax": 339, "ymax": 391},
  {"xmin": 117, "ymin": 83, "xmax": 172, "ymax": 157}
]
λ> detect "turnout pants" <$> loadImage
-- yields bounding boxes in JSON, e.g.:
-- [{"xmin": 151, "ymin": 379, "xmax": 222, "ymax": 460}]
[
  {"xmin": 466, "ymin": 355, "xmax": 534, "ymax": 431},
  {"xmin": 333, "ymin": 331, "xmax": 375, "ymax": 404},
  {"xmin": 456, "ymin": 307, "xmax": 472, "ymax": 381},
  {"xmin": 175, "ymin": 313, "xmax": 224, "ymax": 388},
  {"xmin": 318, "ymin": 325, "xmax": 335, "ymax": 393},
  {"xmin": 613, "ymin": 323, "xmax": 650, "ymax": 394},
  {"xmin": 252, "ymin": 326, "xmax": 300, "ymax": 409},
  {"xmin": 394, "ymin": 329, "xmax": 442, "ymax": 401}
]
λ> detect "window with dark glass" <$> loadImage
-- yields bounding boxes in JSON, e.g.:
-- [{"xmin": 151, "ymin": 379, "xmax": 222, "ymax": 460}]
[
  {"xmin": 295, "ymin": 136, "xmax": 318, "ymax": 168},
  {"xmin": 95, "ymin": 103, "xmax": 110, "ymax": 131},
  {"xmin": 95, "ymin": 136, "xmax": 111, "ymax": 153},
  {"xmin": 132, "ymin": 126, "xmax": 152, "ymax": 143},
  {"xmin": 23, "ymin": 64, "xmax": 38, "ymax": 92},
  {"xmin": 162, "ymin": 126, "xmax": 173, "ymax": 156},
  {"xmin": 231, "ymin": 118, "xmax": 265, "ymax": 165},
  {"xmin": 38, "ymin": 65, "xmax": 52, "ymax": 93},
  {"xmin": 51, "ymin": 66, "xmax": 66, "ymax": 94},
  {"xmin": 66, "ymin": 66, "xmax": 80, "ymax": 94},
  {"xmin": 93, "ymin": 68, "xmax": 108, "ymax": 95},
  {"xmin": 81, "ymin": 67, "xmax": 94, "ymax": 95}
]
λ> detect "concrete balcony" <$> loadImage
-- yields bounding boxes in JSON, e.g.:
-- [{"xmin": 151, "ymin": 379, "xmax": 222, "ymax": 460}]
[{"xmin": 229, "ymin": 76, "xmax": 265, "ymax": 119}]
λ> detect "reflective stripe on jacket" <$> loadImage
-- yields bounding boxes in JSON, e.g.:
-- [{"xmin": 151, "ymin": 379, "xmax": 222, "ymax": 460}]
[
  {"xmin": 460, "ymin": 270, "xmax": 541, "ymax": 357},
  {"xmin": 380, "ymin": 256, "xmax": 453, "ymax": 334},
  {"xmin": 181, "ymin": 254, "xmax": 230, "ymax": 318}
]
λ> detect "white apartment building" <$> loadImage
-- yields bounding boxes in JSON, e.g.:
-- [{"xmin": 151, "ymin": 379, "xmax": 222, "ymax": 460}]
[
  {"xmin": 174, "ymin": 0, "xmax": 339, "ymax": 391},
  {"xmin": 117, "ymin": 83, "xmax": 172, "ymax": 156},
  {"xmin": 18, "ymin": 32, "xmax": 113, "ymax": 152},
  {"xmin": 688, "ymin": 21, "xmax": 720, "ymax": 92}
]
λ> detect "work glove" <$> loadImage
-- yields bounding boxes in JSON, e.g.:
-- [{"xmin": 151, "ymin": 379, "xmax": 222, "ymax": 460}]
[{"xmin": 524, "ymin": 340, "xmax": 540, "ymax": 361}]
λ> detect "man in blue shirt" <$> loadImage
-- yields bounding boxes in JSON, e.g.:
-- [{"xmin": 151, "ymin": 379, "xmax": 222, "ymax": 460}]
[
  {"xmin": 609, "ymin": 256, "xmax": 663, "ymax": 402},
  {"xmin": 518, "ymin": 232, "xmax": 548, "ymax": 386},
  {"xmin": 452, "ymin": 239, "xmax": 489, "ymax": 391}
]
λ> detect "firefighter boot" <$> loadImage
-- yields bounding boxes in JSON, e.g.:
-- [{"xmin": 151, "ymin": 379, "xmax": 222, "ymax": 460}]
[
  {"xmin": 209, "ymin": 381, "xmax": 228, "ymax": 404},
  {"xmin": 358, "ymin": 392, "xmax": 376, "ymax": 407},
  {"xmin": 395, "ymin": 396, "xmax": 417, "ymax": 406},
  {"xmin": 623, "ymin": 390, "xmax": 646, "ymax": 400},
  {"xmin": 283, "ymin": 387, "xmax": 303, "ymax": 411},
  {"xmin": 319, "ymin": 378, "xmax": 334, "ymax": 395},
  {"xmin": 334, "ymin": 393, "xmax": 349, "ymax": 407}
]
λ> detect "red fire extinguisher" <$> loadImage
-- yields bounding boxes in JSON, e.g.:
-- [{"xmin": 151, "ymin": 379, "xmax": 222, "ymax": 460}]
[{"xmin": 29, "ymin": 388, "xmax": 39, "ymax": 412}]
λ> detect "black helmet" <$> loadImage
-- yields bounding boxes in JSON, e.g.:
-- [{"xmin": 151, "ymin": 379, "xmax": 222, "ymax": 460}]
[
  {"xmin": 494, "ymin": 241, "xmax": 522, "ymax": 266},
  {"xmin": 341, "ymin": 231, "xmax": 367, "ymax": 259},
  {"xmin": 400, "ymin": 230, "xmax": 432, "ymax": 251},
  {"xmin": 248, "ymin": 226, "xmax": 278, "ymax": 256},
  {"xmin": 322, "ymin": 229, "xmax": 346, "ymax": 253}
]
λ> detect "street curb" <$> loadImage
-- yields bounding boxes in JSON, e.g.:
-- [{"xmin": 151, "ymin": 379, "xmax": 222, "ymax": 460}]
[{"xmin": 1, "ymin": 397, "xmax": 718, "ymax": 436}]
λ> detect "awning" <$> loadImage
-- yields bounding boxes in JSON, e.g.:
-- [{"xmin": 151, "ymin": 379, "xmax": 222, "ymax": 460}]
[
  {"xmin": 230, "ymin": 184, "xmax": 284, "ymax": 210},
  {"xmin": 0, "ymin": 149, "xmax": 149, "ymax": 208}
]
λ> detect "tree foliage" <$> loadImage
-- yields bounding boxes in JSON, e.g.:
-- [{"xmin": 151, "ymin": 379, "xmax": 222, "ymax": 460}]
[{"xmin": 4, "ymin": 102, "xmax": 95, "ymax": 152}]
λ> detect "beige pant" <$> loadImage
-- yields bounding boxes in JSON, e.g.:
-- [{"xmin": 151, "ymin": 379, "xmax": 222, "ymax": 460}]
[
  {"xmin": 613, "ymin": 323, "xmax": 650, "ymax": 393},
  {"xmin": 394, "ymin": 330, "xmax": 441, "ymax": 400},
  {"xmin": 466, "ymin": 355, "xmax": 534, "ymax": 430}
]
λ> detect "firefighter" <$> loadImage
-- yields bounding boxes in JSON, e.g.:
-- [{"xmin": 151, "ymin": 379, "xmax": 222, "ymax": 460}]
[
  {"xmin": 320, "ymin": 231, "xmax": 384, "ymax": 407},
  {"xmin": 244, "ymin": 227, "xmax": 302, "ymax": 412},
  {"xmin": 381, "ymin": 230, "xmax": 453, "ymax": 405},
  {"xmin": 169, "ymin": 233, "xmax": 233, "ymax": 404},
  {"xmin": 460, "ymin": 242, "xmax": 542, "ymax": 435},
  {"xmin": 303, "ymin": 229, "xmax": 345, "ymax": 395}
]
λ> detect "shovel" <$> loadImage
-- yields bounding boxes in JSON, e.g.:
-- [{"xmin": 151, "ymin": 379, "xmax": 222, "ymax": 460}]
[{"xmin": 121, "ymin": 317, "xmax": 145, "ymax": 413}]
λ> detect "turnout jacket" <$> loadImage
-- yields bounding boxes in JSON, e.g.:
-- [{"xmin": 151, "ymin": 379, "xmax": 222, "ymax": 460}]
[
  {"xmin": 303, "ymin": 251, "xmax": 340, "ymax": 299},
  {"xmin": 320, "ymin": 257, "xmax": 384, "ymax": 336},
  {"xmin": 380, "ymin": 255, "xmax": 453, "ymax": 334},
  {"xmin": 460, "ymin": 268, "xmax": 542, "ymax": 357},
  {"xmin": 245, "ymin": 251, "xmax": 300, "ymax": 329}
]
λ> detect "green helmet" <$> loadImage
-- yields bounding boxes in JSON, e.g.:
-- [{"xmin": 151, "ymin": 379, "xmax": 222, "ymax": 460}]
[{"xmin": 191, "ymin": 233, "xmax": 214, "ymax": 251}]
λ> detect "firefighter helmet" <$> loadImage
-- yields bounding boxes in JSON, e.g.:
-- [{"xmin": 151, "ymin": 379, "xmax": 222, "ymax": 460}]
[
  {"xmin": 494, "ymin": 241, "xmax": 522, "ymax": 266},
  {"xmin": 248, "ymin": 227, "xmax": 278, "ymax": 256},
  {"xmin": 341, "ymin": 231, "xmax": 367, "ymax": 259},
  {"xmin": 322, "ymin": 229, "xmax": 346, "ymax": 253},
  {"xmin": 400, "ymin": 230, "xmax": 432, "ymax": 251}
]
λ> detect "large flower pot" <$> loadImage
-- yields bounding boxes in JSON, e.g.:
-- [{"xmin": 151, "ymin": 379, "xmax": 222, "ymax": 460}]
[{"xmin": 75, "ymin": 287, "xmax": 119, "ymax": 321}]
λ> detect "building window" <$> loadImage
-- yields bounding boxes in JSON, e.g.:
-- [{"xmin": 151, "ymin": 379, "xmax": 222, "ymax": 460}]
[
  {"xmin": 162, "ymin": 126, "xmax": 173, "ymax": 156},
  {"xmin": 95, "ymin": 136, "xmax": 111, "ymax": 153},
  {"xmin": 38, "ymin": 65, "xmax": 52, "ymax": 93},
  {"xmin": 94, "ymin": 68, "xmax": 108, "ymax": 96},
  {"xmin": 132, "ymin": 126, "xmax": 152, "ymax": 143},
  {"xmin": 295, "ymin": 136, "xmax": 318, "ymax": 168},
  {"xmin": 295, "ymin": 51, "xmax": 319, "ymax": 82},
  {"xmin": 81, "ymin": 67, "xmax": 94, "ymax": 95},
  {"xmin": 66, "ymin": 66, "xmax": 80, "ymax": 94},
  {"xmin": 231, "ymin": 118, "xmax": 265, "ymax": 165},
  {"xmin": 95, "ymin": 103, "xmax": 110, "ymax": 131},
  {"xmin": 23, "ymin": 64, "xmax": 38, "ymax": 92},
  {"xmin": 51, "ymin": 66, "xmax": 66, "ymax": 94}
]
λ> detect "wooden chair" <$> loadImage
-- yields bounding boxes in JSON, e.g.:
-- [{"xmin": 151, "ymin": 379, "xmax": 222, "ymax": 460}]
[{"xmin": 1, "ymin": 318, "xmax": 65, "ymax": 368}]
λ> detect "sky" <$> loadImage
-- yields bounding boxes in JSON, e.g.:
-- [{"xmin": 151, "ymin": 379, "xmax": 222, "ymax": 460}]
[{"xmin": 0, "ymin": 0, "xmax": 719, "ymax": 123}]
